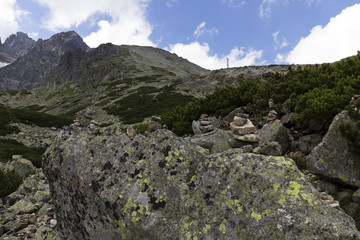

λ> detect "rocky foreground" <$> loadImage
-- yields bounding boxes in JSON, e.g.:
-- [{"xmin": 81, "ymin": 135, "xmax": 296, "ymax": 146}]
[{"xmin": 37, "ymin": 125, "xmax": 358, "ymax": 239}]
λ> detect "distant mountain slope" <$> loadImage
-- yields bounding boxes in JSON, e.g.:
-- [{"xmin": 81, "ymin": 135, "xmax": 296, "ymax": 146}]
[
  {"xmin": 45, "ymin": 43, "xmax": 207, "ymax": 86},
  {"xmin": 0, "ymin": 31, "xmax": 89, "ymax": 90},
  {"xmin": 0, "ymin": 32, "xmax": 36, "ymax": 60}
]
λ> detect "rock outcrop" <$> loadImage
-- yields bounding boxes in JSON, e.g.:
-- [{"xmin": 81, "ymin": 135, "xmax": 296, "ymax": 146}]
[
  {"xmin": 0, "ymin": 31, "xmax": 90, "ymax": 90},
  {"xmin": 43, "ymin": 127, "xmax": 360, "ymax": 239},
  {"xmin": 0, "ymin": 32, "xmax": 36, "ymax": 60},
  {"xmin": 189, "ymin": 129, "xmax": 232, "ymax": 153},
  {"xmin": 308, "ymin": 111, "xmax": 360, "ymax": 187},
  {"xmin": 257, "ymin": 122, "xmax": 290, "ymax": 154}
]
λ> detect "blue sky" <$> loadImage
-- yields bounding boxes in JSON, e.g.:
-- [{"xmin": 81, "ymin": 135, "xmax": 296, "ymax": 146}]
[{"xmin": 0, "ymin": 0, "xmax": 360, "ymax": 69}]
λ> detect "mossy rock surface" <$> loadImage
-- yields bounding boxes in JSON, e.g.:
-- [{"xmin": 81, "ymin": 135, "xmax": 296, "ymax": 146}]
[
  {"xmin": 43, "ymin": 128, "xmax": 360, "ymax": 240},
  {"xmin": 308, "ymin": 111, "xmax": 360, "ymax": 187}
]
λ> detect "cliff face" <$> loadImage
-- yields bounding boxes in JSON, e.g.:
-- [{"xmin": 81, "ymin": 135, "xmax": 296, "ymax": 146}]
[
  {"xmin": 43, "ymin": 127, "xmax": 360, "ymax": 240},
  {"xmin": 0, "ymin": 32, "xmax": 36, "ymax": 60},
  {"xmin": 0, "ymin": 31, "xmax": 89, "ymax": 90}
]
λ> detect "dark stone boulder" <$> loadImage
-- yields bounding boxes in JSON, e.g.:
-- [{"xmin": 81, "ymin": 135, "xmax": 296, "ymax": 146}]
[
  {"xmin": 188, "ymin": 129, "xmax": 232, "ymax": 153},
  {"xmin": 308, "ymin": 111, "xmax": 360, "ymax": 187},
  {"xmin": 257, "ymin": 122, "xmax": 290, "ymax": 153},
  {"xmin": 43, "ymin": 128, "xmax": 360, "ymax": 240}
]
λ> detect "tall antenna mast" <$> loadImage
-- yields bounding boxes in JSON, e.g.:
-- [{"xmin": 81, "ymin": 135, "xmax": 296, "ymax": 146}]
[{"xmin": 227, "ymin": 58, "xmax": 229, "ymax": 68}]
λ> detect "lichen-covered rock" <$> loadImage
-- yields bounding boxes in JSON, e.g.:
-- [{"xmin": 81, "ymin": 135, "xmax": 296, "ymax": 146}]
[
  {"xmin": 298, "ymin": 134, "xmax": 322, "ymax": 155},
  {"xmin": 0, "ymin": 171, "xmax": 61, "ymax": 239},
  {"xmin": 307, "ymin": 111, "xmax": 360, "ymax": 187},
  {"xmin": 3, "ymin": 155, "xmax": 37, "ymax": 177},
  {"xmin": 188, "ymin": 129, "xmax": 232, "ymax": 153},
  {"xmin": 35, "ymin": 226, "xmax": 62, "ymax": 240},
  {"xmin": 43, "ymin": 128, "xmax": 360, "ymax": 240},
  {"xmin": 257, "ymin": 122, "xmax": 290, "ymax": 153}
]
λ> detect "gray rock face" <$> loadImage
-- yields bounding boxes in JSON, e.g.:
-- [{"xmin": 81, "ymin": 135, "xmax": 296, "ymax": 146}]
[
  {"xmin": 43, "ymin": 128, "xmax": 360, "ymax": 240},
  {"xmin": 308, "ymin": 111, "xmax": 360, "ymax": 187},
  {"xmin": 0, "ymin": 31, "xmax": 89, "ymax": 90},
  {"xmin": 0, "ymin": 32, "xmax": 36, "ymax": 60},
  {"xmin": 188, "ymin": 129, "xmax": 232, "ymax": 153},
  {"xmin": 257, "ymin": 122, "xmax": 290, "ymax": 153}
]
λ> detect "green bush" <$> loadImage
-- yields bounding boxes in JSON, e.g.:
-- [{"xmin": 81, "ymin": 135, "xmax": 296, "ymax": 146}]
[
  {"xmin": 133, "ymin": 123, "xmax": 149, "ymax": 134},
  {"xmin": 0, "ymin": 104, "xmax": 75, "ymax": 136},
  {"xmin": 105, "ymin": 86, "xmax": 194, "ymax": 124},
  {"xmin": 340, "ymin": 104, "xmax": 360, "ymax": 156},
  {"xmin": 0, "ymin": 139, "xmax": 46, "ymax": 168},
  {"xmin": 0, "ymin": 168, "xmax": 23, "ymax": 198},
  {"xmin": 162, "ymin": 52, "xmax": 360, "ymax": 136}
]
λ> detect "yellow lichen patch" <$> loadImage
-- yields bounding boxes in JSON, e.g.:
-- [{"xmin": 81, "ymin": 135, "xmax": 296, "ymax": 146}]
[
  {"xmin": 287, "ymin": 181, "xmax": 301, "ymax": 200},
  {"xmin": 278, "ymin": 194, "xmax": 286, "ymax": 205},
  {"xmin": 262, "ymin": 209, "xmax": 271, "ymax": 215},
  {"xmin": 251, "ymin": 210, "xmax": 262, "ymax": 222},
  {"xmin": 219, "ymin": 223, "xmax": 226, "ymax": 234},
  {"xmin": 273, "ymin": 183, "xmax": 280, "ymax": 193},
  {"xmin": 300, "ymin": 192, "xmax": 316, "ymax": 206},
  {"xmin": 270, "ymin": 156, "xmax": 294, "ymax": 167}
]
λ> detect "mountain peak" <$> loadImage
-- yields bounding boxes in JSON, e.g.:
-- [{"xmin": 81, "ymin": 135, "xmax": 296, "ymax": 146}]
[
  {"xmin": 0, "ymin": 32, "xmax": 36, "ymax": 59},
  {"xmin": 0, "ymin": 31, "xmax": 89, "ymax": 90}
]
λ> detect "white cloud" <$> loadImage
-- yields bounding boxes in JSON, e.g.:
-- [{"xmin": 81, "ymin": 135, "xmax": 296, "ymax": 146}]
[
  {"xmin": 285, "ymin": 3, "xmax": 360, "ymax": 64},
  {"xmin": 168, "ymin": 41, "xmax": 263, "ymax": 70},
  {"xmin": 29, "ymin": 32, "xmax": 39, "ymax": 39},
  {"xmin": 33, "ymin": 0, "xmax": 154, "ymax": 48},
  {"xmin": 222, "ymin": 0, "xmax": 246, "ymax": 8},
  {"xmin": 193, "ymin": 22, "xmax": 218, "ymax": 38},
  {"xmin": 0, "ymin": 0, "xmax": 29, "ymax": 40},
  {"xmin": 259, "ymin": 0, "xmax": 320, "ymax": 18},
  {"xmin": 166, "ymin": 0, "xmax": 179, "ymax": 8},
  {"xmin": 272, "ymin": 31, "xmax": 288, "ymax": 49}
]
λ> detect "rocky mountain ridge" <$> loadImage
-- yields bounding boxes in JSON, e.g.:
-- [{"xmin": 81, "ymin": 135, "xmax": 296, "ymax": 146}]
[
  {"xmin": 0, "ymin": 32, "xmax": 36, "ymax": 61},
  {"xmin": 0, "ymin": 31, "xmax": 89, "ymax": 90}
]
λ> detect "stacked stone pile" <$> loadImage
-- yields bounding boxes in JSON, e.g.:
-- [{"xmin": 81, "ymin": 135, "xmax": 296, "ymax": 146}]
[
  {"xmin": 198, "ymin": 114, "xmax": 214, "ymax": 133},
  {"xmin": 266, "ymin": 110, "xmax": 278, "ymax": 123},
  {"xmin": 148, "ymin": 116, "xmax": 162, "ymax": 132},
  {"xmin": 230, "ymin": 114, "xmax": 260, "ymax": 146}
]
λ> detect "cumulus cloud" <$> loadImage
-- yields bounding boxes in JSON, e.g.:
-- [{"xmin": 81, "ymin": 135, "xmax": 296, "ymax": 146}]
[
  {"xmin": 272, "ymin": 31, "xmax": 288, "ymax": 49},
  {"xmin": 284, "ymin": 4, "xmax": 360, "ymax": 64},
  {"xmin": 33, "ymin": 0, "xmax": 154, "ymax": 47},
  {"xmin": 167, "ymin": 41, "xmax": 263, "ymax": 70},
  {"xmin": 193, "ymin": 22, "xmax": 218, "ymax": 38},
  {"xmin": 0, "ymin": 0, "xmax": 29, "ymax": 40},
  {"xmin": 222, "ymin": 0, "xmax": 246, "ymax": 8},
  {"xmin": 166, "ymin": 0, "xmax": 179, "ymax": 8}
]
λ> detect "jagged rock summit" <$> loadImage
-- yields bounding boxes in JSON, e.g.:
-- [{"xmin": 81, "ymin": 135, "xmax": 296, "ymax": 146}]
[
  {"xmin": 0, "ymin": 32, "xmax": 36, "ymax": 60},
  {"xmin": 43, "ymin": 127, "xmax": 360, "ymax": 239},
  {"xmin": 0, "ymin": 31, "xmax": 90, "ymax": 90}
]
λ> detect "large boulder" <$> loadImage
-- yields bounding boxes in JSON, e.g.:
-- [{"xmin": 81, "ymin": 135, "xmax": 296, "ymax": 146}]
[
  {"xmin": 188, "ymin": 129, "xmax": 232, "ymax": 153},
  {"xmin": 257, "ymin": 122, "xmax": 290, "ymax": 153},
  {"xmin": 308, "ymin": 111, "xmax": 360, "ymax": 187},
  {"xmin": 43, "ymin": 128, "xmax": 360, "ymax": 240},
  {"xmin": 2, "ymin": 155, "xmax": 37, "ymax": 177}
]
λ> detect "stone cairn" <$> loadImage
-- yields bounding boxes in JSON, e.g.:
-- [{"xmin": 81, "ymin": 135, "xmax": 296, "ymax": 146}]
[
  {"xmin": 89, "ymin": 120, "xmax": 99, "ymax": 131},
  {"xmin": 70, "ymin": 119, "xmax": 80, "ymax": 127},
  {"xmin": 127, "ymin": 126, "xmax": 136, "ymax": 140},
  {"xmin": 199, "ymin": 114, "xmax": 214, "ymax": 133},
  {"xmin": 266, "ymin": 110, "xmax": 278, "ymax": 123},
  {"xmin": 148, "ymin": 116, "xmax": 162, "ymax": 132},
  {"xmin": 230, "ymin": 113, "xmax": 260, "ymax": 150},
  {"xmin": 268, "ymin": 98, "xmax": 275, "ymax": 108}
]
